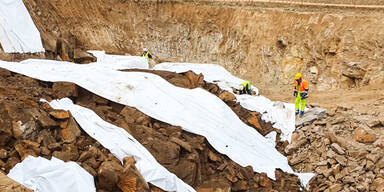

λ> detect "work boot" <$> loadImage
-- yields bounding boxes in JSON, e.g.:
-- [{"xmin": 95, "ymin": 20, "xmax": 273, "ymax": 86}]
[
  {"xmin": 299, "ymin": 111, "xmax": 304, "ymax": 117},
  {"xmin": 295, "ymin": 110, "xmax": 299, "ymax": 115}
]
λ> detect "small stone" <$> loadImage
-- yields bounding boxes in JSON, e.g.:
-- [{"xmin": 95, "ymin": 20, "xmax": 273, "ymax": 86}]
[
  {"xmin": 367, "ymin": 153, "xmax": 381, "ymax": 163},
  {"xmin": 348, "ymin": 148, "xmax": 368, "ymax": 158},
  {"xmin": 356, "ymin": 183, "xmax": 369, "ymax": 192},
  {"xmin": 97, "ymin": 161, "xmax": 123, "ymax": 191},
  {"xmin": 343, "ymin": 176, "xmax": 355, "ymax": 183},
  {"xmin": 309, "ymin": 66, "xmax": 318, "ymax": 74},
  {"xmin": 0, "ymin": 149, "xmax": 7, "ymax": 159},
  {"xmin": 208, "ymin": 151, "xmax": 221, "ymax": 162},
  {"xmin": 41, "ymin": 147, "xmax": 50, "ymax": 156},
  {"xmin": 258, "ymin": 173, "xmax": 272, "ymax": 188},
  {"xmin": 52, "ymin": 82, "xmax": 78, "ymax": 98},
  {"xmin": 170, "ymin": 137, "xmax": 192, "ymax": 153},
  {"xmin": 374, "ymin": 136, "xmax": 384, "ymax": 149},
  {"xmin": 372, "ymin": 178, "xmax": 384, "ymax": 192},
  {"xmin": 368, "ymin": 119, "xmax": 381, "ymax": 127},
  {"xmin": 61, "ymin": 117, "xmax": 81, "ymax": 143},
  {"xmin": 331, "ymin": 143, "xmax": 345, "ymax": 155},
  {"xmin": 366, "ymin": 160, "xmax": 375, "ymax": 171},
  {"xmin": 315, "ymin": 165, "xmax": 328, "ymax": 175},
  {"xmin": 325, "ymin": 184, "xmax": 342, "ymax": 192},
  {"xmin": 289, "ymin": 156, "xmax": 303, "ymax": 166},
  {"xmin": 218, "ymin": 91, "xmax": 236, "ymax": 102},
  {"xmin": 328, "ymin": 158, "xmax": 337, "ymax": 165},
  {"xmin": 232, "ymin": 180, "xmax": 248, "ymax": 191},
  {"xmin": 353, "ymin": 126, "xmax": 376, "ymax": 143},
  {"xmin": 324, "ymin": 138, "xmax": 331, "ymax": 145},
  {"xmin": 328, "ymin": 175, "xmax": 335, "ymax": 183},
  {"xmin": 376, "ymin": 158, "xmax": 384, "ymax": 169},
  {"xmin": 323, "ymin": 168, "xmax": 333, "ymax": 177},
  {"xmin": 49, "ymin": 110, "xmax": 70, "ymax": 119},
  {"xmin": 332, "ymin": 164, "xmax": 341, "ymax": 175},
  {"xmin": 334, "ymin": 155, "xmax": 348, "ymax": 166},
  {"xmin": 248, "ymin": 116, "xmax": 262, "ymax": 131},
  {"xmin": 317, "ymin": 160, "xmax": 328, "ymax": 166},
  {"xmin": 15, "ymin": 144, "xmax": 36, "ymax": 160}
]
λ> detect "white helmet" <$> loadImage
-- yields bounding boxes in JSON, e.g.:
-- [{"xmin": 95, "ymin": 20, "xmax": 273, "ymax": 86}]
[{"xmin": 143, "ymin": 48, "xmax": 148, "ymax": 52}]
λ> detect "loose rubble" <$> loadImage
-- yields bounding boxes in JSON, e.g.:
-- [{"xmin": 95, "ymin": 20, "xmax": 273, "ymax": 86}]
[{"xmin": 287, "ymin": 105, "xmax": 384, "ymax": 191}]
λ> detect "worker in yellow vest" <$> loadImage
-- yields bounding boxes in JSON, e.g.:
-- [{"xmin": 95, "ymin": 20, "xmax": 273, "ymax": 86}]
[
  {"xmin": 240, "ymin": 81, "xmax": 252, "ymax": 95},
  {"xmin": 294, "ymin": 73, "xmax": 309, "ymax": 116},
  {"xmin": 142, "ymin": 48, "xmax": 152, "ymax": 62}
]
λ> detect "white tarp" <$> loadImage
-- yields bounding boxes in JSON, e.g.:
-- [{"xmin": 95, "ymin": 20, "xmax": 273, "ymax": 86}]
[
  {"xmin": 154, "ymin": 63, "xmax": 295, "ymax": 143},
  {"xmin": 88, "ymin": 50, "xmax": 149, "ymax": 70},
  {"xmin": 8, "ymin": 156, "xmax": 95, "ymax": 192},
  {"xmin": 155, "ymin": 63, "xmax": 258, "ymax": 94},
  {"xmin": 45, "ymin": 98, "xmax": 195, "ymax": 192},
  {"xmin": 0, "ymin": 0, "xmax": 44, "ymax": 53},
  {"xmin": 0, "ymin": 59, "xmax": 313, "ymax": 186}
]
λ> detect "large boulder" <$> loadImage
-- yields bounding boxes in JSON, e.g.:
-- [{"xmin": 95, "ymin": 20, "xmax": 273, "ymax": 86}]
[
  {"xmin": 97, "ymin": 160, "xmax": 123, "ymax": 191},
  {"xmin": 52, "ymin": 82, "xmax": 78, "ymax": 99},
  {"xmin": 118, "ymin": 157, "xmax": 149, "ymax": 192},
  {"xmin": 218, "ymin": 91, "xmax": 236, "ymax": 102},
  {"xmin": 74, "ymin": 50, "xmax": 97, "ymax": 64},
  {"xmin": 184, "ymin": 71, "xmax": 204, "ymax": 88},
  {"xmin": 61, "ymin": 117, "xmax": 81, "ymax": 143}
]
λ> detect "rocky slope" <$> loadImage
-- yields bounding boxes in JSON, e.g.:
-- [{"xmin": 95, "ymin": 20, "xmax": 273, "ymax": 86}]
[
  {"xmin": 17, "ymin": 0, "xmax": 384, "ymax": 91},
  {"xmin": 0, "ymin": 67, "xmax": 303, "ymax": 191},
  {"xmin": 288, "ymin": 104, "xmax": 384, "ymax": 191}
]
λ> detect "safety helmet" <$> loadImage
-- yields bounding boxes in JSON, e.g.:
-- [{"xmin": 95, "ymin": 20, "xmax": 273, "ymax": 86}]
[
  {"xmin": 295, "ymin": 73, "xmax": 302, "ymax": 80},
  {"xmin": 143, "ymin": 48, "xmax": 148, "ymax": 52}
]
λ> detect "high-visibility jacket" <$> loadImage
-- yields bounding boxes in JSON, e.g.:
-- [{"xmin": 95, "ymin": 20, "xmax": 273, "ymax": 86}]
[
  {"xmin": 241, "ymin": 81, "xmax": 251, "ymax": 90},
  {"xmin": 142, "ymin": 52, "xmax": 151, "ymax": 61},
  {"xmin": 295, "ymin": 79, "xmax": 309, "ymax": 94}
]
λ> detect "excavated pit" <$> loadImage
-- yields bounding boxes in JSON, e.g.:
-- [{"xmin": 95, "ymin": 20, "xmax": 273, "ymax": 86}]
[{"xmin": 1, "ymin": 0, "xmax": 384, "ymax": 191}]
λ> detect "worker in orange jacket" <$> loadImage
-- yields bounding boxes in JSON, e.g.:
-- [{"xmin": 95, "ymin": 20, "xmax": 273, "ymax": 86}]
[{"xmin": 294, "ymin": 73, "xmax": 309, "ymax": 116}]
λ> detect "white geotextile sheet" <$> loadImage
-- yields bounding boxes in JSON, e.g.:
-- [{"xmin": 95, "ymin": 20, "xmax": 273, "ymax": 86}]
[
  {"xmin": 154, "ymin": 63, "xmax": 295, "ymax": 143},
  {"xmin": 8, "ymin": 156, "xmax": 95, "ymax": 192},
  {"xmin": 46, "ymin": 98, "xmax": 195, "ymax": 192},
  {"xmin": 88, "ymin": 50, "xmax": 149, "ymax": 70},
  {"xmin": 0, "ymin": 59, "xmax": 313, "ymax": 186},
  {"xmin": 155, "ymin": 63, "xmax": 259, "ymax": 94},
  {"xmin": 0, "ymin": 0, "xmax": 44, "ymax": 53}
]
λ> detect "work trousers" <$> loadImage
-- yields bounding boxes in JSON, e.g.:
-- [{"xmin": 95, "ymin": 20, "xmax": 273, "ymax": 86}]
[{"xmin": 295, "ymin": 92, "xmax": 306, "ymax": 112}]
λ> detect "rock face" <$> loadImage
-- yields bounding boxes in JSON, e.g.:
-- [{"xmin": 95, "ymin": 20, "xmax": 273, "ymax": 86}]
[{"xmin": 22, "ymin": 0, "xmax": 384, "ymax": 91}]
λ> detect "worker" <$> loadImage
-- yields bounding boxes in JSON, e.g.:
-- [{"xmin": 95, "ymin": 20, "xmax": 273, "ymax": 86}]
[
  {"xmin": 141, "ymin": 48, "xmax": 152, "ymax": 62},
  {"xmin": 294, "ymin": 73, "xmax": 309, "ymax": 116},
  {"xmin": 240, "ymin": 81, "xmax": 252, "ymax": 95}
]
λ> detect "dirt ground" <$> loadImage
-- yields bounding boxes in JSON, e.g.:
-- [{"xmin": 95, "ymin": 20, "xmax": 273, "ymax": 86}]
[{"xmin": 261, "ymin": 83, "xmax": 384, "ymax": 113}]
